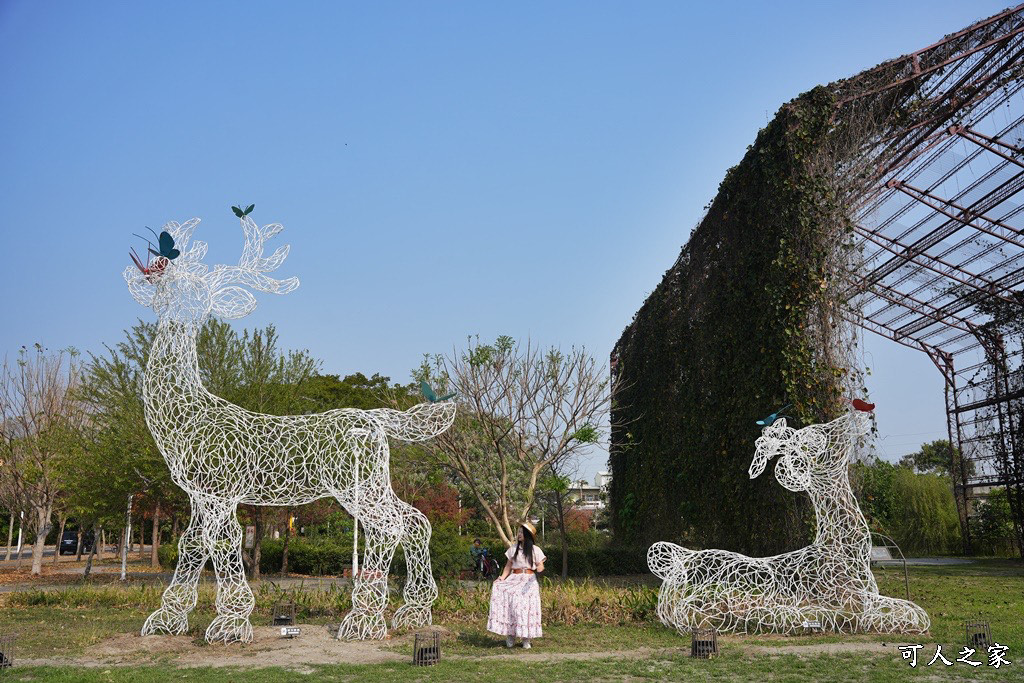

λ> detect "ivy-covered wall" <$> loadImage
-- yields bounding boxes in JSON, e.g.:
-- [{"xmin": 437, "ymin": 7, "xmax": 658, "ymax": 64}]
[{"xmin": 609, "ymin": 86, "xmax": 851, "ymax": 556}]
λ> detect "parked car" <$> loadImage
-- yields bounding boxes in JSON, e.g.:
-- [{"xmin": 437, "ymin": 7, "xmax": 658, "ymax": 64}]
[{"xmin": 58, "ymin": 530, "xmax": 93, "ymax": 556}]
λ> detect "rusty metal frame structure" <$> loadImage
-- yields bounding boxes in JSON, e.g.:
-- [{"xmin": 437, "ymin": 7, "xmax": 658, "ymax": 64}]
[{"xmin": 837, "ymin": 5, "xmax": 1024, "ymax": 553}]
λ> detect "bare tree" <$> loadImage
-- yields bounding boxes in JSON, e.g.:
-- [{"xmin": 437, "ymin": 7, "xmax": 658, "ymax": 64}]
[
  {"xmin": 0, "ymin": 345, "xmax": 86, "ymax": 575},
  {"xmin": 413, "ymin": 336, "xmax": 610, "ymax": 546}
]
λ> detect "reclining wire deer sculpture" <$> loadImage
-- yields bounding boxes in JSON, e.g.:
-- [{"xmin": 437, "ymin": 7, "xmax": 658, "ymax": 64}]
[
  {"xmin": 648, "ymin": 410, "xmax": 929, "ymax": 635},
  {"xmin": 123, "ymin": 215, "xmax": 455, "ymax": 643}
]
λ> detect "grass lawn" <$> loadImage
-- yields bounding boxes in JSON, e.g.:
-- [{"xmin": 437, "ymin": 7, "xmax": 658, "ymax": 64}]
[{"xmin": 0, "ymin": 558, "xmax": 1020, "ymax": 681}]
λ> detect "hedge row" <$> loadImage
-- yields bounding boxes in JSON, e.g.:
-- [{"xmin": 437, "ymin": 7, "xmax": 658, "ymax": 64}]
[
  {"xmin": 157, "ymin": 534, "xmax": 651, "ymax": 578},
  {"xmin": 557, "ymin": 546, "xmax": 650, "ymax": 577}
]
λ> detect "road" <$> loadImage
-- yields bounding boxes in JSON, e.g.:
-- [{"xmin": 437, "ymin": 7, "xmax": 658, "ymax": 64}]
[{"xmin": 0, "ymin": 544, "xmax": 151, "ymax": 565}]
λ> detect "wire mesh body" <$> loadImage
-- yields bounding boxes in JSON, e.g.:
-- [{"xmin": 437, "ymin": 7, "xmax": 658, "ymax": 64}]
[
  {"xmin": 649, "ymin": 412, "xmax": 930, "ymax": 635},
  {"xmin": 124, "ymin": 216, "xmax": 455, "ymax": 643}
]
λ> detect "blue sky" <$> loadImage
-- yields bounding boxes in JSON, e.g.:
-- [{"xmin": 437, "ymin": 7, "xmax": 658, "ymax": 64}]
[{"xmin": 1, "ymin": 1, "xmax": 1002, "ymax": 482}]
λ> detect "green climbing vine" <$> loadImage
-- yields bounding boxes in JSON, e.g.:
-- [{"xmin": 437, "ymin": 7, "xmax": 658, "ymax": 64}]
[{"xmin": 610, "ymin": 86, "xmax": 867, "ymax": 555}]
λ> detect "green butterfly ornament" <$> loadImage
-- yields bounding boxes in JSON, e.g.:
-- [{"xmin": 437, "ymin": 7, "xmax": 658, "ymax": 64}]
[
  {"xmin": 232, "ymin": 204, "xmax": 255, "ymax": 218},
  {"xmin": 420, "ymin": 381, "xmax": 456, "ymax": 403}
]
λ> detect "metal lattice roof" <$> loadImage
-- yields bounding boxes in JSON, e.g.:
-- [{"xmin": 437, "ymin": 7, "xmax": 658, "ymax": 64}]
[{"xmin": 843, "ymin": 5, "xmax": 1024, "ymax": 362}]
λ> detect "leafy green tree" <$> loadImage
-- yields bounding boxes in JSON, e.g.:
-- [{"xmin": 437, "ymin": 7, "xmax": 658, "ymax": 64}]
[
  {"xmin": 202, "ymin": 322, "xmax": 320, "ymax": 577},
  {"xmin": 0, "ymin": 345, "xmax": 87, "ymax": 575},
  {"xmin": 302, "ymin": 372, "xmax": 395, "ymax": 411},
  {"xmin": 971, "ymin": 488, "xmax": 1018, "ymax": 556},
  {"xmin": 899, "ymin": 439, "xmax": 974, "ymax": 478},
  {"xmin": 538, "ymin": 471, "xmax": 573, "ymax": 579},
  {"xmin": 78, "ymin": 320, "xmax": 320, "ymax": 574},
  {"xmin": 78, "ymin": 321, "xmax": 179, "ymax": 568}
]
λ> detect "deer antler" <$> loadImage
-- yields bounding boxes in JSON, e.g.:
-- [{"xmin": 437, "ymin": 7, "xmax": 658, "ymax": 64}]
[
  {"xmin": 204, "ymin": 215, "xmax": 299, "ymax": 319},
  {"xmin": 207, "ymin": 216, "xmax": 299, "ymax": 295}
]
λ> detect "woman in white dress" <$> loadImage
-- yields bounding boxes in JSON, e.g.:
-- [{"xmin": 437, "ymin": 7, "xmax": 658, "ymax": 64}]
[{"xmin": 487, "ymin": 521, "xmax": 546, "ymax": 648}]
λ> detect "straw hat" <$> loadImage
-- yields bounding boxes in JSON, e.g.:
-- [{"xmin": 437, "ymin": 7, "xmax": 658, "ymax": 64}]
[{"xmin": 520, "ymin": 521, "xmax": 537, "ymax": 538}]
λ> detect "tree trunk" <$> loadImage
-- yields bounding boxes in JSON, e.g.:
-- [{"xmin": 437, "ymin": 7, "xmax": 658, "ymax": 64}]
[
  {"xmin": 53, "ymin": 516, "xmax": 66, "ymax": 566},
  {"xmin": 251, "ymin": 508, "xmax": 264, "ymax": 580},
  {"xmin": 14, "ymin": 511, "xmax": 25, "ymax": 568},
  {"xmin": 555, "ymin": 491, "xmax": 568, "ymax": 580},
  {"xmin": 83, "ymin": 523, "xmax": 101, "ymax": 578},
  {"xmin": 121, "ymin": 494, "xmax": 133, "ymax": 581},
  {"xmin": 99, "ymin": 529, "xmax": 106, "ymax": 559},
  {"xmin": 75, "ymin": 529, "xmax": 84, "ymax": 561},
  {"xmin": 138, "ymin": 520, "xmax": 145, "ymax": 560},
  {"xmin": 171, "ymin": 514, "xmax": 180, "ymax": 542},
  {"xmin": 4, "ymin": 512, "xmax": 12, "ymax": 561},
  {"xmin": 30, "ymin": 503, "xmax": 53, "ymax": 576},
  {"xmin": 281, "ymin": 508, "xmax": 292, "ymax": 575},
  {"xmin": 150, "ymin": 501, "xmax": 161, "ymax": 568}
]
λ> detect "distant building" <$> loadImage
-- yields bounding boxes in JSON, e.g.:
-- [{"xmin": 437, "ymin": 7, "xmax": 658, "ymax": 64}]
[{"xmin": 567, "ymin": 474, "xmax": 608, "ymax": 512}]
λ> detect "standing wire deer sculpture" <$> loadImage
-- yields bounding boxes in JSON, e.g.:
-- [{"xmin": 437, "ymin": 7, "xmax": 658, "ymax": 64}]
[
  {"xmin": 647, "ymin": 410, "xmax": 930, "ymax": 635},
  {"xmin": 123, "ymin": 215, "xmax": 455, "ymax": 643}
]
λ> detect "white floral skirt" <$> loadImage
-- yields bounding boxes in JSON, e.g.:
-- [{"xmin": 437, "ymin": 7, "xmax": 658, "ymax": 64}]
[{"xmin": 487, "ymin": 574, "xmax": 543, "ymax": 638}]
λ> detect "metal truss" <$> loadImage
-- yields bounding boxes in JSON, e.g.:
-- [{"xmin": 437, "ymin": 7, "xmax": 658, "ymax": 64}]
[{"xmin": 836, "ymin": 5, "xmax": 1024, "ymax": 552}]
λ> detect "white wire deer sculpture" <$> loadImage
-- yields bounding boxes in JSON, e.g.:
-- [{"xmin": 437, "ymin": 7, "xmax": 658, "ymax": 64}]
[
  {"xmin": 648, "ymin": 410, "xmax": 930, "ymax": 635},
  {"xmin": 123, "ymin": 214, "xmax": 455, "ymax": 643}
]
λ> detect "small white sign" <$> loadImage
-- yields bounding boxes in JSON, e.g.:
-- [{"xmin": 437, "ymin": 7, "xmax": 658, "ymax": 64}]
[
  {"xmin": 280, "ymin": 626, "xmax": 301, "ymax": 638},
  {"xmin": 244, "ymin": 525, "xmax": 255, "ymax": 549},
  {"xmin": 801, "ymin": 620, "xmax": 822, "ymax": 629}
]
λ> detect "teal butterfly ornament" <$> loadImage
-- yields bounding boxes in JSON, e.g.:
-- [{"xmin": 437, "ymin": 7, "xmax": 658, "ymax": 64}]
[
  {"xmin": 154, "ymin": 230, "xmax": 180, "ymax": 260},
  {"xmin": 129, "ymin": 228, "xmax": 179, "ymax": 280},
  {"xmin": 420, "ymin": 381, "xmax": 456, "ymax": 403},
  {"xmin": 756, "ymin": 404, "xmax": 792, "ymax": 427},
  {"xmin": 232, "ymin": 204, "xmax": 255, "ymax": 218}
]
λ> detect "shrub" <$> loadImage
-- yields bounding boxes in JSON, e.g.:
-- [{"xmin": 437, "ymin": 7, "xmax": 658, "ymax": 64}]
[
  {"xmin": 970, "ymin": 488, "xmax": 1020, "ymax": 556},
  {"xmin": 555, "ymin": 546, "xmax": 650, "ymax": 577},
  {"xmin": 8, "ymin": 578, "xmax": 660, "ymax": 626},
  {"xmin": 158, "ymin": 542, "xmax": 178, "ymax": 568}
]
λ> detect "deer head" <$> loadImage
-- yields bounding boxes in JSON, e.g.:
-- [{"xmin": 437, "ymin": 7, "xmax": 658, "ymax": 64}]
[
  {"xmin": 123, "ymin": 215, "xmax": 299, "ymax": 324},
  {"xmin": 748, "ymin": 413, "xmax": 871, "ymax": 493}
]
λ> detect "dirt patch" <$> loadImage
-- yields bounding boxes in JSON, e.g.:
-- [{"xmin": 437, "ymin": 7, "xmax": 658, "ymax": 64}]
[
  {"xmin": 20, "ymin": 624, "xmax": 413, "ymax": 670},
  {"xmin": 15, "ymin": 624, "xmax": 900, "ymax": 671}
]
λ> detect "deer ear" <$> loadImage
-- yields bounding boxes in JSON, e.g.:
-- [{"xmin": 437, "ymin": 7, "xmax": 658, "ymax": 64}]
[
  {"xmin": 211, "ymin": 286, "xmax": 257, "ymax": 319},
  {"xmin": 749, "ymin": 452, "xmax": 769, "ymax": 480}
]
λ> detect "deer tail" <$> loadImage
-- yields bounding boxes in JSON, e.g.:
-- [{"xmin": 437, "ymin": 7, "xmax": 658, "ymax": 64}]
[{"xmin": 647, "ymin": 541, "xmax": 693, "ymax": 582}]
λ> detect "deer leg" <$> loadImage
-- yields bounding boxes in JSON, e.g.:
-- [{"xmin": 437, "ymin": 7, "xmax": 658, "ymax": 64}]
[
  {"xmin": 337, "ymin": 501, "xmax": 402, "ymax": 640},
  {"xmin": 203, "ymin": 501, "xmax": 254, "ymax": 644},
  {"xmin": 392, "ymin": 497, "xmax": 437, "ymax": 630},
  {"xmin": 142, "ymin": 494, "xmax": 209, "ymax": 636}
]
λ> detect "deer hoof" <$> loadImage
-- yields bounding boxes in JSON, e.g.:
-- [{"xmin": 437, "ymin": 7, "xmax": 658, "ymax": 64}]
[
  {"xmin": 336, "ymin": 610, "xmax": 387, "ymax": 640},
  {"xmin": 392, "ymin": 604, "xmax": 432, "ymax": 630},
  {"xmin": 141, "ymin": 609, "xmax": 189, "ymax": 636},
  {"xmin": 204, "ymin": 614, "xmax": 253, "ymax": 644}
]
